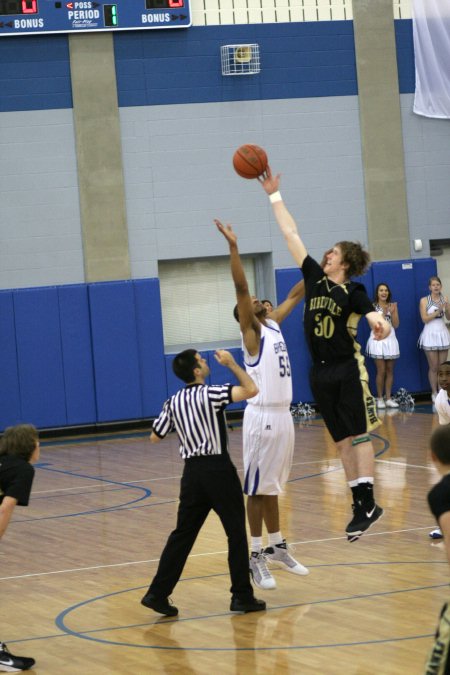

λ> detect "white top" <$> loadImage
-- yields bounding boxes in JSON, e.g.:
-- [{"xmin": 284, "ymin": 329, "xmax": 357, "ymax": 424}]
[
  {"xmin": 242, "ymin": 318, "xmax": 292, "ymax": 408},
  {"xmin": 418, "ymin": 295, "xmax": 450, "ymax": 351},
  {"xmin": 366, "ymin": 305, "xmax": 400, "ymax": 360},
  {"xmin": 435, "ymin": 388, "xmax": 450, "ymax": 425}
]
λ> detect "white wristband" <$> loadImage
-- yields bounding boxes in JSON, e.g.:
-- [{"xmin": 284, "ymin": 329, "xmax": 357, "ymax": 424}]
[{"xmin": 269, "ymin": 191, "xmax": 282, "ymax": 204}]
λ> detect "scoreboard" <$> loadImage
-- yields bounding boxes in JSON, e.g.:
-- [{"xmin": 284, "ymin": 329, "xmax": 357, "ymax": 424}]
[{"xmin": 0, "ymin": 0, "xmax": 192, "ymax": 36}]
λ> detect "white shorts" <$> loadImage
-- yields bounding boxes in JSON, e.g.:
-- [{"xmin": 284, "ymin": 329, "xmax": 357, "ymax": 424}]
[{"xmin": 242, "ymin": 405, "xmax": 294, "ymax": 496}]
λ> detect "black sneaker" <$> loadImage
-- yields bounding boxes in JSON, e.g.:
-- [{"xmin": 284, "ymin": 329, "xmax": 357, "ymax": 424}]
[
  {"xmin": 0, "ymin": 642, "xmax": 35, "ymax": 672},
  {"xmin": 230, "ymin": 596, "xmax": 266, "ymax": 613},
  {"xmin": 141, "ymin": 593, "xmax": 178, "ymax": 616},
  {"xmin": 346, "ymin": 503, "xmax": 383, "ymax": 542}
]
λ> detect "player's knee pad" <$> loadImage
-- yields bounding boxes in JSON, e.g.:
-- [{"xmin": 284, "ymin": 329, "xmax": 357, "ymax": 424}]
[{"xmin": 352, "ymin": 434, "xmax": 371, "ymax": 446}]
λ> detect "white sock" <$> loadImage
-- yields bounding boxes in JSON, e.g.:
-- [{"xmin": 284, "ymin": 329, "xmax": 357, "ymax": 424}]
[
  {"xmin": 251, "ymin": 537, "xmax": 263, "ymax": 553},
  {"xmin": 268, "ymin": 531, "xmax": 283, "ymax": 547},
  {"xmin": 358, "ymin": 477, "xmax": 374, "ymax": 484}
]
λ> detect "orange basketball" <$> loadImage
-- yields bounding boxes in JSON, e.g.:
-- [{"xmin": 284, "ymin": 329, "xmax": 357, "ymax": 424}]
[{"xmin": 233, "ymin": 144, "xmax": 268, "ymax": 179}]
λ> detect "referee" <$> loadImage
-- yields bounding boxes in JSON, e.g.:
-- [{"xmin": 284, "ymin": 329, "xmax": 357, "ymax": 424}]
[{"xmin": 141, "ymin": 348, "xmax": 266, "ymax": 616}]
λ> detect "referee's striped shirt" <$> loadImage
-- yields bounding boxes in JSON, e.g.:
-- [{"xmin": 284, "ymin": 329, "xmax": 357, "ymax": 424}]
[{"xmin": 152, "ymin": 383, "xmax": 233, "ymax": 459}]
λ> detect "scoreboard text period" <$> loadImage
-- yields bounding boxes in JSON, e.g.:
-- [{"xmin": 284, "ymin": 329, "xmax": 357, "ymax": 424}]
[{"xmin": 0, "ymin": 0, "xmax": 191, "ymax": 35}]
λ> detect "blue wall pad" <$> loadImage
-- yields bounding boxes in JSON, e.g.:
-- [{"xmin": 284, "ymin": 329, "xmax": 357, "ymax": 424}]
[
  {"xmin": 13, "ymin": 286, "xmax": 67, "ymax": 428},
  {"xmin": 133, "ymin": 278, "xmax": 168, "ymax": 417},
  {"xmin": 0, "ymin": 291, "xmax": 22, "ymax": 429},
  {"xmin": 164, "ymin": 353, "xmax": 180, "ymax": 400},
  {"xmin": 371, "ymin": 260, "xmax": 419, "ymax": 394},
  {"xmin": 274, "ymin": 267, "xmax": 312, "ymax": 404},
  {"xmin": 58, "ymin": 284, "xmax": 97, "ymax": 426},
  {"xmin": 273, "ymin": 259, "xmax": 437, "ymax": 404},
  {"xmin": 206, "ymin": 346, "xmax": 245, "ymax": 411},
  {"xmin": 411, "ymin": 257, "xmax": 438, "ymax": 392},
  {"xmin": 89, "ymin": 281, "xmax": 143, "ymax": 422}
]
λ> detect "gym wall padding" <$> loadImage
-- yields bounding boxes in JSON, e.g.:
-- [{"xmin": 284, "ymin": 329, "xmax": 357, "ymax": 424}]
[
  {"xmin": 0, "ymin": 278, "xmax": 168, "ymax": 431},
  {"xmin": 13, "ymin": 286, "xmax": 67, "ymax": 428},
  {"xmin": 411, "ymin": 257, "xmax": 439, "ymax": 391},
  {"xmin": 272, "ymin": 258, "xmax": 438, "ymax": 402},
  {"xmin": 0, "ymin": 291, "xmax": 22, "ymax": 428},
  {"xmin": 89, "ymin": 281, "xmax": 143, "ymax": 422},
  {"xmin": 162, "ymin": 348, "xmax": 245, "ymax": 416},
  {"xmin": 206, "ymin": 347, "xmax": 245, "ymax": 411},
  {"xmin": 58, "ymin": 284, "xmax": 96, "ymax": 426},
  {"xmin": 0, "ymin": 259, "xmax": 440, "ymax": 432},
  {"xmin": 275, "ymin": 267, "xmax": 312, "ymax": 404},
  {"xmin": 133, "ymin": 279, "xmax": 168, "ymax": 418},
  {"xmin": 371, "ymin": 260, "xmax": 419, "ymax": 394}
]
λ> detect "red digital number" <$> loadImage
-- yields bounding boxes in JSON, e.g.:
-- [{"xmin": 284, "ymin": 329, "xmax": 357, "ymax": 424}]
[
  {"xmin": 22, "ymin": 0, "xmax": 37, "ymax": 13},
  {"xmin": 168, "ymin": 0, "xmax": 183, "ymax": 7}
]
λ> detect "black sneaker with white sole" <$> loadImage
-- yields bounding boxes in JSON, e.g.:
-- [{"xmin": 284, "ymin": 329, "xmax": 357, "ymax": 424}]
[
  {"xmin": 0, "ymin": 642, "xmax": 35, "ymax": 672},
  {"xmin": 346, "ymin": 503, "xmax": 383, "ymax": 542}
]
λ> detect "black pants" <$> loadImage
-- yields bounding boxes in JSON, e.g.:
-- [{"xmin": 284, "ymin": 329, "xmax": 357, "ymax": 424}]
[{"xmin": 148, "ymin": 456, "xmax": 253, "ymax": 600}]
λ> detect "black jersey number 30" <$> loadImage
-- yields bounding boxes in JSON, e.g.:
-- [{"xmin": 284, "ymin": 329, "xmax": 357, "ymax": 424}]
[
  {"xmin": 314, "ymin": 313, "xmax": 335, "ymax": 338},
  {"xmin": 279, "ymin": 354, "xmax": 291, "ymax": 377}
]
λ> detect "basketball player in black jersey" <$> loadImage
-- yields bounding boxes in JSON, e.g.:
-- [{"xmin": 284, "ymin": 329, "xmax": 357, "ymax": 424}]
[
  {"xmin": 0, "ymin": 424, "xmax": 39, "ymax": 672},
  {"xmin": 257, "ymin": 168, "xmax": 390, "ymax": 541}
]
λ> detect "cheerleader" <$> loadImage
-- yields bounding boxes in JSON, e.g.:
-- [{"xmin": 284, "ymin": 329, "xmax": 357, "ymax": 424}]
[
  {"xmin": 418, "ymin": 276, "xmax": 450, "ymax": 402},
  {"xmin": 366, "ymin": 283, "xmax": 400, "ymax": 409}
]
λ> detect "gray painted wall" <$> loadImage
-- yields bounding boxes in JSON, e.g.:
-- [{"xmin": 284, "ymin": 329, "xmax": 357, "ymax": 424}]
[
  {"xmin": 1, "ymin": 94, "xmax": 450, "ymax": 289},
  {"xmin": 401, "ymin": 94, "xmax": 450, "ymax": 258},
  {"xmin": 0, "ymin": 109, "xmax": 83, "ymax": 289},
  {"xmin": 121, "ymin": 96, "xmax": 367, "ymax": 278}
]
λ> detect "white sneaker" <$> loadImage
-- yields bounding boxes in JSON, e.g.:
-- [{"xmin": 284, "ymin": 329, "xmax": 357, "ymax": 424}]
[
  {"xmin": 385, "ymin": 398, "xmax": 399, "ymax": 408},
  {"xmin": 249, "ymin": 551, "xmax": 276, "ymax": 589},
  {"xmin": 429, "ymin": 528, "xmax": 443, "ymax": 540},
  {"xmin": 376, "ymin": 398, "xmax": 386, "ymax": 409},
  {"xmin": 264, "ymin": 540, "xmax": 309, "ymax": 576}
]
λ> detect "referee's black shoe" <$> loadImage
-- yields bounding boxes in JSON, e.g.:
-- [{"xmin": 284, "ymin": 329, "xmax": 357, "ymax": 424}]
[
  {"xmin": 230, "ymin": 595, "xmax": 266, "ymax": 613},
  {"xmin": 346, "ymin": 502, "xmax": 383, "ymax": 542},
  {"xmin": 141, "ymin": 593, "xmax": 178, "ymax": 616}
]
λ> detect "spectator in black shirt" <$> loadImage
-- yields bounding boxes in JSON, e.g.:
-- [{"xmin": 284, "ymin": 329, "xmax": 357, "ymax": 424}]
[
  {"xmin": 0, "ymin": 424, "xmax": 40, "ymax": 673},
  {"xmin": 141, "ymin": 348, "xmax": 266, "ymax": 616},
  {"xmin": 257, "ymin": 167, "xmax": 390, "ymax": 542}
]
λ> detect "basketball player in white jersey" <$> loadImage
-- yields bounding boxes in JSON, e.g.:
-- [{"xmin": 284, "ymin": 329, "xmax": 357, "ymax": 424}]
[{"xmin": 216, "ymin": 219, "xmax": 309, "ymax": 590}]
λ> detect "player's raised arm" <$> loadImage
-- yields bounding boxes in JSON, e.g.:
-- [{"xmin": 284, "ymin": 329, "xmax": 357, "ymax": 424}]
[
  {"xmin": 258, "ymin": 167, "xmax": 308, "ymax": 268},
  {"xmin": 215, "ymin": 219, "xmax": 260, "ymax": 355},
  {"xmin": 270, "ymin": 279, "xmax": 305, "ymax": 325},
  {"xmin": 214, "ymin": 349, "xmax": 258, "ymax": 402}
]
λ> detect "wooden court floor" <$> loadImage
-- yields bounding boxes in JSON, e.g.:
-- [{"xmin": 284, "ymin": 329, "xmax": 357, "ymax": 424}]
[{"xmin": 1, "ymin": 405, "xmax": 447, "ymax": 674}]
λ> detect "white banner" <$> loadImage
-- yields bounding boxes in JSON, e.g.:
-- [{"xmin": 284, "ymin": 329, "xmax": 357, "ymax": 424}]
[{"xmin": 412, "ymin": 0, "xmax": 450, "ymax": 119}]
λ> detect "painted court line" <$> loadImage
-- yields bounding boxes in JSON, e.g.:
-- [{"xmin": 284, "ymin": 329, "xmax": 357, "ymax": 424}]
[
  {"xmin": 0, "ymin": 525, "xmax": 439, "ymax": 582},
  {"xmin": 33, "ymin": 475, "xmax": 180, "ymax": 495}
]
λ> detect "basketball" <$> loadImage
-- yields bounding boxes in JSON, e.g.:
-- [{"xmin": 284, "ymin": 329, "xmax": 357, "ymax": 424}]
[{"xmin": 233, "ymin": 144, "xmax": 268, "ymax": 179}]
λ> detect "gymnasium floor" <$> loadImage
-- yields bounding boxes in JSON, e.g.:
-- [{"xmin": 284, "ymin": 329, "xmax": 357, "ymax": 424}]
[{"xmin": 1, "ymin": 404, "xmax": 446, "ymax": 674}]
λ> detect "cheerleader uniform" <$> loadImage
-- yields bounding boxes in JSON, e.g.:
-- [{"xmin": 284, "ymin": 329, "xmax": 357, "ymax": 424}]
[
  {"xmin": 366, "ymin": 304, "xmax": 400, "ymax": 360},
  {"xmin": 418, "ymin": 295, "xmax": 450, "ymax": 351}
]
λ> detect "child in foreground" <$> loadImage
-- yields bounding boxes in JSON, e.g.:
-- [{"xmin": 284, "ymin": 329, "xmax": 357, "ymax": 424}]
[{"xmin": 0, "ymin": 424, "xmax": 40, "ymax": 672}]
